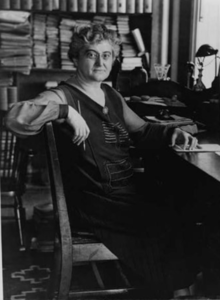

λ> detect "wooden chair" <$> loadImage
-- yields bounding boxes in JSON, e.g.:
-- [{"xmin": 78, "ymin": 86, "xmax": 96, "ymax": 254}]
[
  {"xmin": 44, "ymin": 122, "xmax": 139, "ymax": 300},
  {"xmin": 0, "ymin": 110, "xmax": 29, "ymax": 251}
]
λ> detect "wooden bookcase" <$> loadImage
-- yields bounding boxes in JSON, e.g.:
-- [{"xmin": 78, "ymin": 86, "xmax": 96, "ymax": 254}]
[{"xmin": 0, "ymin": 9, "xmax": 152, "ymax": 101}]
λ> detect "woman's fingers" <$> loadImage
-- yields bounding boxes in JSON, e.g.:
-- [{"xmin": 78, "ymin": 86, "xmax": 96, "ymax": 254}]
[
  {"xmin": 72, "ymin": 127, "xmax": 90, "ymax": 145},
  {"xmin": 189, "ymin": 136, "xmax": 198, "ymax": 150},
  {"xmin": 67, "ymin": 106, "xmax": 90, "ymax": 146}
]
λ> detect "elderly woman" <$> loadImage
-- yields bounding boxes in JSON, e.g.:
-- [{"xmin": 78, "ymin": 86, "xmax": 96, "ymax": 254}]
[{"xmin": 6, "ymin": 24, "xmax": 199, "ymax": 298}]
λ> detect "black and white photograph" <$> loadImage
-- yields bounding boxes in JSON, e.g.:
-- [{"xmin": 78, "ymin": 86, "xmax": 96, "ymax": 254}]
[{"xmin": 1, "ymin": 1, "xmax": 220, "ymax": 299}]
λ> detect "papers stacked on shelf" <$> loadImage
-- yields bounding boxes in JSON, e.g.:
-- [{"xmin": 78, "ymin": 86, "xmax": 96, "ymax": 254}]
[
  {"xmin": 121, "ymin": 56, "xmax": 142, "ymax": 70},
  {"xmin": 59, "ymin": 17, "xmax": 77, "ymax": 70},
  {"xmin": 117, "ymin": 15, "xmax": 142, "ymax": 71},
  {"xmin": 46, "ymin": 14, "xmax": 60, "ymax": 69},
  {"xmin": 59, "ymin": 17, "xmax": 92, "ymax": 71},
  {"xmin": 33, "ymin": 14, "xmax": 47, "ymax": 69},
  {"xmin": 93, "ymin": 15, "xmax": 117, "ymax": 32},
  {"xmin": 0, "ymin": 11, "xmax": 32, "ymax": 74}
]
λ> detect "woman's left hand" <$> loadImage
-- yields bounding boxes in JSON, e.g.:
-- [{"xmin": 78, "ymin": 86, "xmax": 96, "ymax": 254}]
[{"xmin": 171, "ymin": 127, "xmax": 198, "ymax": 150}]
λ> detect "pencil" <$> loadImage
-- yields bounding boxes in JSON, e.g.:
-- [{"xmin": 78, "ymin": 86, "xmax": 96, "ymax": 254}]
[{"xmin": 77, "ymin": 100, "xmax": 86, "ymax": 151}]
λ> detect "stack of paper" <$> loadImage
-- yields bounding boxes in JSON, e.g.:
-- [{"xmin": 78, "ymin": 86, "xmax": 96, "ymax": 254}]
[
  {"xmin": 121, "ymin": 56, "xmax": 142, "ymax": 70},
  {"xmin": 93, "ymin": 15, "xmax": 117, "ymax": 33},
  {"xmin": 117, "ymin": 15, "xmax": 142, "ymax": 71},
  {"xmin": 0, "ymin": 11, "xmax": 32, "ymax": 74},
  {"xmin": 46, "ymin": 14, "xmax": 60, "ymax": 69},
  {"xmin": 33, "ymin": 14, "xmax": 47, "ymax": 68},
  {"xmin": 75, "ymin": 19, "xmax": 91, "ymax": 26},
  {"xmin": 59, "ymin": 17, "xmax": 76, "ymax": 70}
]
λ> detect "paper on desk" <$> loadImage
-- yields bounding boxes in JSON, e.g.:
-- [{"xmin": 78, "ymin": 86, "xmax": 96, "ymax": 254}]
[
  {"xmin": 173, "ymin": 143, "xmax": 220, "ymax": 153},
  {"xmin": 145, "ymin": 115, "xmax": 193, "ymax": 125}
]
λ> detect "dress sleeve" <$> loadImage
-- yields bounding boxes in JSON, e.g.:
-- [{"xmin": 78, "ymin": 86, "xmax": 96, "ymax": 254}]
[
  {"xmin": 119, "ymin": 95, "xmax": 176, "ymax": 149},
  {"xmin": 5, "ymin": 88, "xmax": 68, "ymax": 137}
]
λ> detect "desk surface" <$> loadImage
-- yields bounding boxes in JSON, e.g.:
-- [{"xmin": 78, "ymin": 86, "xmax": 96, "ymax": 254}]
[{"xmin": 172, "ymin": 131, "xmax": 220, "ymax": 183}]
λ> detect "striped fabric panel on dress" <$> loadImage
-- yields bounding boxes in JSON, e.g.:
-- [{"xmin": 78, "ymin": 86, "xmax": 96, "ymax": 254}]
[{"xmin": 102, "ymin": 122, "xmax": 129, "ymax": 144}]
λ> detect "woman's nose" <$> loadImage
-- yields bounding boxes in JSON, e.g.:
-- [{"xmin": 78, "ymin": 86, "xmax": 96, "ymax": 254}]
[{"xmin": 95, "ymin": 56, "xmax": 103, "ymax": 66}]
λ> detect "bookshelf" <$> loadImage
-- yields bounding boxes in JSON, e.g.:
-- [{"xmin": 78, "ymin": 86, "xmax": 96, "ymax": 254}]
[{"xmin": 0, "ymin": 1, "xmax": 153, "ymax": 106}]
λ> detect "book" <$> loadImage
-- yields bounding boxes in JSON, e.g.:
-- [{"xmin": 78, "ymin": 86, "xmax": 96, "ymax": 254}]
[
  {"xmin": 0, "ymin": 48, "xmax": 32, "ymax": 58},
  {"xmin": 0, "ymin": 0, "xmax": 10, "ymax": 9},
  {"xmin": 78, "ymin": 0, "xmax": 88, "ymax": 12},
  {"xmin": 33, "ymin": 0, "xmax": 43, "ymax": 10},
  {"xmin": 53, "ymin": 0, "xmax": 59, "ymax": 9},
  {"xmin": 117, "ymin": 0, "xmax": 126, "ymax": 13},
  {"xmin": 0, "ymin": 56, "xmax": 33, "ymax": 66},
  {"xmin": 97, "ymin": 0, "xmax": 107, "ymax": 13},
  {"xmin": 7, "ymin": 86, "xmax": 18, "ymax": 105},
  {"xmin": 10, "ymin": 0, "xmax": 21, "ymax": 9},
  {"xmin": 108, "ymin": 0, "xmax": 117, "ymax": 13},
  {"xmin": 0, "ymin": 20, "xmax": 31, "ymax": 34},
  {"xmin": 136, "ymin": 0, "xmax": 143, "ymax": 13},
  {"xmin": 68, "ymin": 0, "xmax": 78, "ymax": 12},
  {"xmin": 59, "ymin": 0, "xmax": 66, "ymax": 10},
  {"xmin": 0, "ymin": 86, "xmax": 8, "ymax": 110},
  {"xmin": 144, "ymin": 0, "xmax": 152, "ymax": 13},
  {"xmin": 43, "ymin": 0, "xmax": 53, "ymax": 10},
  {"xmin": 21, "ymin": 0, "xmax": 33, "ymax": 10},
  {"xmin": 0, "ymin": 10, "xmax": 30, "ymax": 23},
  {"xmin": 0, "ymin": 32, "xmax": 31, "ymax": 41},
  {"xmin": 126, "ymin": 0, "xmax": 135, "ymax": 13},
  {"xmin": 132, "ymin": 28, "xmax": 146, "ymax": 56}
]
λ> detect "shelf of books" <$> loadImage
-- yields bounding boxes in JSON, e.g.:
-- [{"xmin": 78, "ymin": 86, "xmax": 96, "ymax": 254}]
[
  {"xmin": 0, "ymin": 0, "xmax": 152, "ymax": 13},
  {"xmin": 0, "ymin": 0, "xmax": 152, "ymax": 109}
]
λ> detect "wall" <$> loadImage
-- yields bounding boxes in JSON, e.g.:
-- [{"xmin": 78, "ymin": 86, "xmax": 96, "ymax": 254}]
[{"xmin": 195, "ymin": 0, "xmax": 220, "ymax": 88}]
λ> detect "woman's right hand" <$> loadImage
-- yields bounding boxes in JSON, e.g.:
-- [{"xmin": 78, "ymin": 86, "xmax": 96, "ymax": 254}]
[{"xmin": 66, "ymin": 105, "xmax": 90, "ymax": 146}]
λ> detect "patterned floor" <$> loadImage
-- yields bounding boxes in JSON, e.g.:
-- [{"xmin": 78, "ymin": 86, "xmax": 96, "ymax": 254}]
[
  {"xmin": 3, "ymin": 183, "xmax": 220, "ymax": 300},
  {"xmin": 2, "ymin": 220, "xmax": 52, "ymax": 300}
]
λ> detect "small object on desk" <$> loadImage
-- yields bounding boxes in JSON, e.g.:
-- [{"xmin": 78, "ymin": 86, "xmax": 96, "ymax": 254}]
[
  {"xmin": 130, "ymin": 95, "xmax": 142, "ymax": 102},
  {"xmin": 144, "ymin": 114, "xmax": 194, "ymax": 126},
  {"xmin": 172, "ymin": 143, "xmax": 220, "ymax": 153},
  {"xmin": 154, "ymin": 63, "xmax": 170, "ymax": 81},
  {"xmin": 147, "ymin": 97, "xmax": 167, "ymax": 106},
  {"xmin": 156, "ymin": 109, "xmax": 173, "ymax": 120},
  {"xmin": 141, "ymin": 95, "xmax": 150, "ymax": 101}
]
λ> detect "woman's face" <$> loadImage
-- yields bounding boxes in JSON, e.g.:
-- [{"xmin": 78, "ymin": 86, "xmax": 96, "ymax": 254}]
[{"xmin": 75, "ymin": 40, "xmax": 114, "ymax": 83}]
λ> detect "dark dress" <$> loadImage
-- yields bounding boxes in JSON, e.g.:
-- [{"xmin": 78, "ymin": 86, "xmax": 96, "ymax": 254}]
[{"xmin": 53, "ymin": 82, "xmax": 198, "ymax": 297}]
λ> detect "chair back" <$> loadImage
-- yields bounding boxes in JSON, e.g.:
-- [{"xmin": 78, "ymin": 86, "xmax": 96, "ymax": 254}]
[
  {"xmin": 44, "ymin": 121, "xmax": 73, "ymax": 298},
  {"xmin": 0, "ymin": 110, "xmax": 27, "ymax": 194},
  {"xmin": 0, "ymin": 110, "xmax": 16, "ymax": 190}
]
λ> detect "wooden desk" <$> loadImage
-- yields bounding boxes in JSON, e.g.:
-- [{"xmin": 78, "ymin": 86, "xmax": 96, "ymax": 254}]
[
  {"xmin": 127, "ymin": 100, "xmax": 190, "ymax": 118},
  {"xmin": 154, "ymin": 131, "xmax": 220, "ymax": 228},
  {"xmin": 171, "ymin": 131, "xmax": 220, "ymax": 183}
]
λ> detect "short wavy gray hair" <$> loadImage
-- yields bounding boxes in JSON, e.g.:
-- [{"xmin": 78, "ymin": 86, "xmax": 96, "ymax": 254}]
[{"xmin": 68, "ymin": 24, "xmax": 121, "ymax": 61}]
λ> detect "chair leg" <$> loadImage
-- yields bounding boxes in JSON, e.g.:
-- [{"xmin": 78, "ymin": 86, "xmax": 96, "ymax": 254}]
[
  {"xmin": 114, "ymin": 261, "xmax": 131, "ymax": 287},
  {"xmin": 91, "ymin": 262, "xmax": 105, "ymax": 289},
  {"xmin": 47, "ymin": 242, "xmax": 61, "ymax": 300},
  {"xmin": 14, "ymin": 195, "xmax": 26, "ymax": 251}
]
